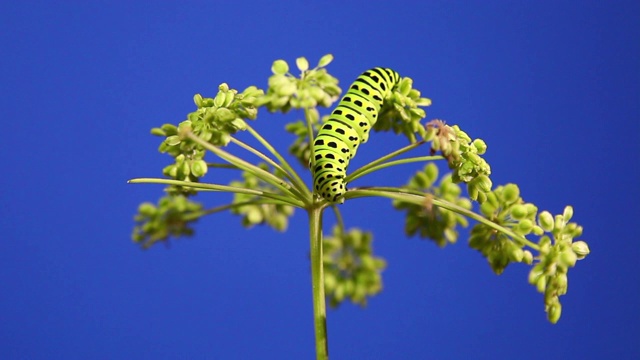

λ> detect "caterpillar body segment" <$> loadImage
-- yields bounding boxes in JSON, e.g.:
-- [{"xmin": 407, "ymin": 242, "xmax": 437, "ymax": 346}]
[{"xmin": 312, "ymin": 67, "xmax": 401, "ymax": 203}]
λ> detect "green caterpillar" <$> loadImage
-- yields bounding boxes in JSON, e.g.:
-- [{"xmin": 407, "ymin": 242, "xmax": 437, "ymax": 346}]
[{"xmin": 312, "ymin": 67, "xmax": 401, "ymax": 203}]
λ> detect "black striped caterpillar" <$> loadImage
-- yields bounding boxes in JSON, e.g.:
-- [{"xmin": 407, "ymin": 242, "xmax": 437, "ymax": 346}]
[{"xmin": 312, "ymin": 67, "xmax": 401, "ymax": 202}]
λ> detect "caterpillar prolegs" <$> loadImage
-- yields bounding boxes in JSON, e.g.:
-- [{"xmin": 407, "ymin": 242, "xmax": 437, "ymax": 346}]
[{"xmin": 312, "ymin": 67, "xmax": 401, "ymax": 203}]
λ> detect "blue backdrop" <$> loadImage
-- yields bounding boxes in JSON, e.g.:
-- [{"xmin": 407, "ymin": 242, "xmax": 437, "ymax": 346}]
[{"xmin": 1, "ymin": 1, "xmax": 638, "ymax": 359}]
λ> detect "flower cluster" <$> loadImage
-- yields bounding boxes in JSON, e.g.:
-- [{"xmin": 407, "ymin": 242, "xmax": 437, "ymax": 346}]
[
  {"xmin": 229, "ymin": 164, "xmax": 295, "ymax": 231},
  {"xmin": 374, "ymin": 77, "xmax": 432, "ymax": 143},
  {"xmin": 425, "ymin": 121, "xmax": 492, "ymax": 202},
  {"xmin": 131, "ymin": 195, "xmax": 203, "ymax": 249},
  {"xmin": 260, "ymin": 55, "xmax": 341, "ymax": 113},
  {"xmin": 528, "ymin": 207, "xmax": 589, "ymax": 323},
  {"xmin": 323, "ymin": 226, "xmax": 386, "ymax": 307},
  {"xmin": 394, "ymin": 163, "xmax": 472, "ymax": 247},
  {"xmin": 469, "ymin": 183, "xmax": 589, "ymax": 323},
  {"xmin": 470, "ymin": 184, "xmax": 537, "ymax": 274}
]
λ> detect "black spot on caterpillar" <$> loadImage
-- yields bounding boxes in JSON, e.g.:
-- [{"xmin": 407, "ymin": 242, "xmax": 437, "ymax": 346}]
[{"xmin": 312, "ymin": 67, "xmax": 401, "ymax": 202}]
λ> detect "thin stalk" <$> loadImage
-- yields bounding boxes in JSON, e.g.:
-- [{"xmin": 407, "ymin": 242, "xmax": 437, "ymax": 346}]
[
  {"xmin": 308, "ymin": 206, "xmax": 328, "ymax": 360},
  {"xmin": 346, "ymin": 140, "xmax": 426, "ymax": 182},
  {"xmin": 229, "ymin": 136, "xmax": 290, "ymax": 176},
  {"xmin": 128, "ymin": 178, "xmax": 305, "ymax": 208},
  {"xmin": 205, "ymin": 163, "xmax": 240, "ymax": 170},
  {"xmin": 244, "ymin": 123, "xmax": 312, "ymax": 199},
  {"xmin": 183, "ymin": 200, "xmax": 262, "ymax": 221},
  {"xmin": 347, "ymin": 155, "xmax": 443, "ymax": 183},
  {"xmin": 229, "ymin": 135, "xmax": 307, "ymax": 202},
  {"xmin": 185, "ymin": 132, "xmax": 300, "ymax": 201},
  {"xmin": 331, "ymin": 204, "xmax": 345, "ymax": 233},
  {"xmin": 346, "ymin": 188, "xmax": 539, "ymax": 250}
]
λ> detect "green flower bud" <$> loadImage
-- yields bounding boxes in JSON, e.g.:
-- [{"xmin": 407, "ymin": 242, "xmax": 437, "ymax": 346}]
[
  {"xmin": 272, "ymin": 213, "xmax": 287, "ymax": 231},
  {"xmin": 361, "ymin": 255, "xmax": 375, "ymax": 270},
  {"xmin": 277, "ymin": 82, "xmax": 297, "ymax": 97},
  {"xmin": 566, "ymin": 223, "xmax": 583, "ymax": 237},
  {"xmin": 425, "ymin": 163, "xmax": 439, "ymax": 184},
  {"xmin": 179, "ymin": 162, "xmax": 190, "ymax": 177},
  {"xmin": 485, "ymin": 191, "xmax": 499, "ymax": 208},
  {"xmin": 510, "ymin": 247, "xmax": 524, "ymax": 262},
  {"xmin": 539, "ymin": 235, "xmax": 552, "ymax": 253},
  {"xmin": 474, "ymin": 175, "xmax": 493, "ymax": 193},
  {"xmin": 559, "ymin": 248, "xmax": 578, "ymax": 268},
  {"xmin": 467, "ymin": 184, "xmax": 479, "ymax": 202},
  {"xmin": 216, "ymin": 108, "xmax": 236, "ymax": 122},
  {"xmin": 571, "ymin": 241, "xmax": 590, "ymax": 259},
  {"xmin": 193, "ymin": 93, "xmax": 204, "ymax": 108},
  {"xmin": 165, "ymin": 164, "xmax": 177, "ymax": 178},
  {"xmin": 563, "ymin": 206, "xmax": 574, "ymax": 222},
  {"xmin": 510, "ymin": 204, "xmax": 528, "ymax": 220},
  {"xmin": 399, "ymin": 78, "xmax": 412, "ymax": 96},
  {"xmin": 528, "ymin": 264, "xmax": 544, "ymax": 285},
  {"xmin": 246, "ymin": 208, "xmax": 263, "ymax": 224},
  {"xmin": 165, "ymin": 135, "xmax": 181, "ymax": 146},
  {"xmin": 410, "ymin": 107, "xmax": 426, "ymax": 119},
  {"xmin": 466, "ymin": 152, "xmax": 482, "ymax": 165},
  {"xmin": 522, "ymin": 250, "xmax": 534, "ymax": 264},
  {"xmin": 472, "ymin": 139, "xmax": 487, "ymax": 154},
  {"xmin": 554, "ymin": 214, "xmax": 565, "ymax": 232},
  {"xmin": 218, "ymin": 83, "xmax": 229, "ymax": 92},
  {"xmin": 160, "ymin": 123, "xmax": 178, "ymax": 135},
  {"xmin": 536, "ymin": 275, "xmax": 547, "ymax": 293},
  {"xmin": 502, "ymin": 184, "xmax": 520, "ymax": 204},
  {"xmin": 412, "ymin": 172, "xmax": 429, "ymax": 188},
  {"xmin": 271, "ymin": 59, "xmax": 289, "ymax": 75},
  {"xmin": 296, "ymin": 57, "xmax": 309, "ymax": 72},
  {"xmin": 307, "ymin": 108, "xmax": 319, "ymax": 124},
  {"xmin": 344, "ymin": 279, "xmax": 354, "ymax": 295},
  {"xmin": 517, "ymin": 219, "xmax": 534, "ymax": 234},
  {"xmin": 317, "ymin": 53, "xmax": 334, "ymax": 68},
  {"xmin": 213, "ymin": 90, "xmax": 226, "ymax": 108},
  {"xmin": 334, "ymin": 283, "xmax": 345, "ymax": 302},
  {"xmin": 423, "ymin": 124, "xmax": 437, "ymax": 142},
  {"xmin": 190, "ymin": 160, "xmax": 208, "ymax": 178},
  {"xmin": 480, "ymin": 201, "xmax": 497, "ymax": 217},
  {"xmin": 538, "ymin": 211, "xmax": 554, "ymax": 232},
  {"xmin": 223, "ymin": 90, "xmax": 236, "ymax": 107},
  {"xmin": 138, "ymin": 202, "xmax": 156, "ymax": 216},
  {"xmin": 555, "ymin": 273, "xmax": 568, "ymax": 295},
  {"xmin": 547, "ymin": 301, "xmax": 562, "ymax": 324},
  {"xmin": 324, "ymin": 272, "xmax": 337, "ymax": 291},
  {"xmin": 150, "ymin": 127, "xmax": 166, "ymax": 136},
  {"xmin": 524, "ymin": 203, "xmax": 538, "ymax": 217}
]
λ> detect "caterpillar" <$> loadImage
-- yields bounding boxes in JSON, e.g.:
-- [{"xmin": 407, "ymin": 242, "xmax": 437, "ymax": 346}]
[{"xmin": 312, "ymin": 67, "xmax": 401, "ymax": 203}]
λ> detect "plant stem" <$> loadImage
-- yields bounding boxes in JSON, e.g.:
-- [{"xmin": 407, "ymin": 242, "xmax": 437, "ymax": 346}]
[
  {"xmin": 347, "ymin": 155, "xmax": 443, "ymax": 182},
  {"xmin": 244, "ymin": 123, "xmax": 312, "ymax": 199},
  {"xmin": 346, "ymin": 188, "xmax": 540, "ymax": 250},
  {"xmin": 346, "ymin": 140, "xmax": 426, "ymax": 182},
  {"xmin": 127, "ymin": 178, "xmax": 305, "ymax": 208},
  {"xmin": 308, "ymin": 206, "xmax": 328, "ymax": 360}
]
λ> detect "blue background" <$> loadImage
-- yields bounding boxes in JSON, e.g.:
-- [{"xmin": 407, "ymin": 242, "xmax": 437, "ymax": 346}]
[{"xmin": 1, "ymin": 1, "xmax": 638, "ymax": 359}]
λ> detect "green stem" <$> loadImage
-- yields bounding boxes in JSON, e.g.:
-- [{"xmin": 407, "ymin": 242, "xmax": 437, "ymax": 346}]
[
  {"xmin": 229, "ymin": 136, "xmax": 290, "ymax": 177},
  {"xmin": 229, "ymin": 136, "xmax": 307, "ymax": 202},
  {"xmin": 185, "ymin": 132, "xmax": 300, "ymax": 201},
  {"xmin": 331, "ymin": 205, "xmax": 345, "ymax": 233},
  {"xmin": 205, "ymin": 163, "xmax": 239, "ymax": 170},
  {"xmin": 346, "ymin": 140, "xmax": 427, "ymax": 182},
  {"xmin": 308, "ymin": 206, "xmax": 328, "ymax": 360},
  {"xmin": 347, "ymin": 155, "xmax": 443, "ymax": 183},
  {"xmin": 189, "ymin": 198, "xmax": 296, "ymax": 221},
  {"xmin": 244, "ymin": 123, "xmax": 312, "ymax": 200},
  {"xmin": 128, "ymin": 178, "xmax": 305, "ymax": 208},
  {"xmin": 346, "ymin": 187, "xmax": 539, "ymax": 250}
]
